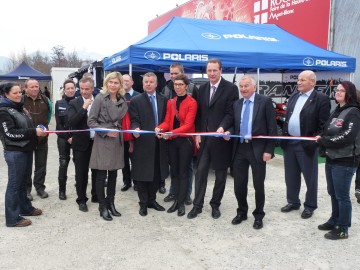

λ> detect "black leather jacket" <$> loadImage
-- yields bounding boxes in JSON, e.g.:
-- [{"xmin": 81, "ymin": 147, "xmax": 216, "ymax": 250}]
[
  {"xmin": 0, "ymin": 98, "xmax": 36, "ymax": 151},
  {"xmin": 318, "ymin": 103, "xmax": 360, "ymax": 166}
]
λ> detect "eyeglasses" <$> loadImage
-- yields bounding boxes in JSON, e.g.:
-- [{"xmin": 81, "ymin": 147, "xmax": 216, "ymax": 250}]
[
  {"xmin": 335, "ymin": 89, "xmax": 346, "ymax": 93},
  {"xmin": 174, "ymin": 83, "xmax": 185, "ymax": 87}
]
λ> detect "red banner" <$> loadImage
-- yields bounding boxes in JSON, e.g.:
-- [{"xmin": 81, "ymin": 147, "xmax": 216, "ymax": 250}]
[{"xmin": 149, "ymin": 0, "xmax": 330, "ymax": 49}]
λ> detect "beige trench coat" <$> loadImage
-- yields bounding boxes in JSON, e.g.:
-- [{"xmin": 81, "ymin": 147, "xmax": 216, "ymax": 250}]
[{"xmin": 87, "ymin": 92, "xmax": 127, "ymax": 170}]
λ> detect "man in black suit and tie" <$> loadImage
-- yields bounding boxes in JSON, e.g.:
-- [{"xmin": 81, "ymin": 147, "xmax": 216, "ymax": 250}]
[
  {"xmin": 68, "ymin": 77, "xmax": 97, "ymax": 212},
  {"xmin": 226, "ymin": 75, "xmax": 277, "ymax": 229},
  {"xmin": 187, "ymin": 58, "xmax": 239, "ymax": 219},
  {"xmin": 129, "ymin": 72, "xmax": 168, "ymax": 216},
  {"xmin": 280, "ymin": 70, "xmax": 330, "ymax": 219},
  {"xmin": 120, "ymin": 74, "xmax": 140, "ymax": 192}
]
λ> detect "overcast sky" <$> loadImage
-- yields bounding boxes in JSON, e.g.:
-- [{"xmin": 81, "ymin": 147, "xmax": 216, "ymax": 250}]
[{"xmin": 0, "ymin": 0, "xmax": 189, "ymax": 60}]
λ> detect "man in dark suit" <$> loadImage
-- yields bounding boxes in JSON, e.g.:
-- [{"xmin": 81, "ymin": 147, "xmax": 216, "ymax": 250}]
[
  {"xmin": 187, "ymin": 58, "xmax": 239, "ymax": 219},
  {"xmin": 129, "ymin": 72, "xmax": 169, "ymax": 216},
  {"xmin": 68, "ymin": 77, "xmax": 97, "ymax": 212},
  {"xmin": 227, "ymin": 75, "xmax": 277, "ymax": 229},
  {"xmin": 280, "ymin": 70, "xmax": 330, "ymax": 219},
  {"xmin": 120, "ymin": 74, "xmax": 140, "ymax": 192}
]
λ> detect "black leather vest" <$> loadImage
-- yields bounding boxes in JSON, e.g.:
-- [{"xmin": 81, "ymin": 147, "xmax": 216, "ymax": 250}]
[
  {"xmin": 0, "ymin": 107, "xmax": 33, "ymax": 147},
  {"xmin": 325, "ymin": 107, "xmax": 360, "ymax": 159}
]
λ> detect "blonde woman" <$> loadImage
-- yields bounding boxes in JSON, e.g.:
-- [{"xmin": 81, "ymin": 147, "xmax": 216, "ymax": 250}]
[{"xmin": 88, "ymin": 72, "xmax": 128, "ymax": 221}]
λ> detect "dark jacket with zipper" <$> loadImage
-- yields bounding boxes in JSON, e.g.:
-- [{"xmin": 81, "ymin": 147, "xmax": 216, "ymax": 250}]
[
  {"xmin": 318, "ymin": 103, "xmax": 360, "ymax": 167},
  {"xmin": 55, "ymin": 95, "xmax": 75, "ymax": 140},
  {"xmin": 0, "ymin": 98, "xmax": 37, "ymax": 152}
]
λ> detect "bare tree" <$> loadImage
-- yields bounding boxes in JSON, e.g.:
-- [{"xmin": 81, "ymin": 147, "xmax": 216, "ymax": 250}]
[
  {"xmin": 6, "ymin": 52, "xmax": 19, "ymax": 71},
  {"xmin": 51, "ymin": 45, "xmax": 66, "ymax": 67},
  {"xmin": 2, "ymin": 45, "xmax": 96, "ymax": 74},
  {"xmin": 31, "ymin": 51, "xmax": 52, "ymax": 74},
  {"xmin": 66, "ymin": 51, "xmax": 83, "ymax": 68},
  {"xmin": 6, "ymin": 49, "xmax": 31, "ymax": 71}
]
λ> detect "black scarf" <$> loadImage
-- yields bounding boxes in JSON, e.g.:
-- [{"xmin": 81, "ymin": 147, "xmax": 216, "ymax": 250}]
[
  {"xmin": 0, "ymin": 97, "xmax": 24, "ymax": 111},
  {"xmin": 64, "ymin": 95, "xmax": 76, "ymax": 103}
]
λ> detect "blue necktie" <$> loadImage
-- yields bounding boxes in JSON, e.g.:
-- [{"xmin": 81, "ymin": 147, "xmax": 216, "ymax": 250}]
[
  {"xmin": 150, "ymin": 95, "xmax": 158, "ymax": 126},
  {"xmin": 240, "ymin": 99, "xmax": 250, "ymax": 143}
]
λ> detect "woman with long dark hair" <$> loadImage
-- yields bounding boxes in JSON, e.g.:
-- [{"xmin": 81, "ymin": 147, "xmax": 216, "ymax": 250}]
[
  {"xmin": 316, "ymin": 81, "xmax": 360, "ymax": 240},
  {"xmin": 0, "ymin": 82, "xmax": 46, "ymax": 227}
]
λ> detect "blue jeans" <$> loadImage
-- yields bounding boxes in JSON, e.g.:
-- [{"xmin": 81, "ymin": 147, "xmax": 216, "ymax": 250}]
[
  {"xmin": 4, "ymin": 150, "xmax": 35, "ymax": 226},
  {"xmin": 325, "ymin": 163, "xmax": 356, "ymax": 233}
]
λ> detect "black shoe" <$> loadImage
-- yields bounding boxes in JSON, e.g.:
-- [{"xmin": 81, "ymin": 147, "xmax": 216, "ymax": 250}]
[
  {"xmin": 108, "ymin": 203, "xmax": 121, "ymax": 217},
  {"xmin": 231, "ymin": 214, "xmax": 248, "ymax": 225},
  {"xmin": 178, "ymin": 204, "xmax": 185, "ymax": 216},
  {"xmin": 91, "ymin": 196, "xmax": 98, "ymax": 203},
  {"xmin": 79, "ymin": 203, "xmax": 88, "ymax": 212},
  {"xmin": 121, "ymin": 184, "xmax": 132, "ymax": 192},
  {"xmin": 318, "ymin": 222, "xmax": 335, "ymax": 231},
  {"xmin": 187, "ymin": 207, "xmax": 202, "ymax": 219},
  {"xmin": 164, "ymin": 193, "xmax": 175, "ymax": 202},
  {"xmin": 148, "ymin": 201, "xmax": 165, "ymax": 211},
  {"xmin": 139, "ymin": 206, "xmax": 148, "ymax": 216},
  {"xmin": 99, "ymin": 205, "xmax": 112, "ymax": 221},
  {"xmin": 324, "ymin": 228, "xmax": 348, "ymax": 240},
  {"xmin": 167, "ymin": 201, "xmax": 178, "ymax": 213},
  {"xmin": 59, "ymin": 191, "xmax": 66, "ymax": 200},
  {"xmin": 253, "ymin": 220, "xmax": 263, "ymax": 230},
  {"xmin": 37, "ymin": 190, "xmax": 48, "ymax": 199},
  {"xmin": 301, "ymin": 209, "xmax": 313, "ymax": 219},
  {"xmin": 281, "ymin": 203, "xmax": 300, "ymax": 213},
  {"xmin": 355, "ymin": 189, "xmax": 360, "ymax": 203},
  {"xmin": 159, "ymin": 186, "xmax": 166, "ymax": 194},
  {"xmin": 211, "ymin": 207, "xmax": 221, "ymax": 219},
  {"xmin": 133, "ymin": 185, "xmax": 138, "ymax": 191},
  {"xmin": 185, "ymin": 195, "xmax": 192, "ymax": 205}
]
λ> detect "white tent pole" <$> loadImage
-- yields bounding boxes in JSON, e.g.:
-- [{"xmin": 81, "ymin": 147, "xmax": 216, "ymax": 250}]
[
  {"xmin": 257, "ymin": 68, "xmax": 260, "ymax": 93},
  {"xmin": 129, "ymin": 64, "xmax": 133, "ymax": 76},
  {"xmin": 350, "ymin": 72, "xmax": 354, "ymax": 82}
]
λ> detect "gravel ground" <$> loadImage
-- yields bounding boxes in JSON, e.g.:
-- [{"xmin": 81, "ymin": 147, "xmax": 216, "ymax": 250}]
[{"xmin": 0, "ymin": 122, "xmax": 359, "ymax": 270}]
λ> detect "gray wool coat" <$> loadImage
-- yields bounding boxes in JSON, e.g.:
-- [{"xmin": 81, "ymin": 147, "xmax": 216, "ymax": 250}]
[{"xmin": 87, "ymin": 92, "xmax": 128, "ymax": 170}]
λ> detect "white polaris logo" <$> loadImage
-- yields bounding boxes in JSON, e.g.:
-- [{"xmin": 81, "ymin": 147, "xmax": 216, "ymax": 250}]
[
  {"xmin": 111, "ymin": 56, "xmax": 122, "ymax": 63},
  {"xmin": 201, "ymin": 32, "xmax": 278, "ymax": 42},
  {"xmin": 202, "ymin": 33, "xmax": 221, "ymax": 39},
  {"xmin": 222, "ymin": 34, "xmax": 278, "ymax": 41},
  {"xmin": 303, "ymin": 57, "xmax": 315, "ymax": 66},
  {"xmin": 315, "ymin": 60, "xmax": 347, "ymax": 67},
  {"xmin": 144, "ymin": 51, "xmax": 161, "ymax": 61},
  {"xmin": 303, "ymin": 57, "xmax": 347, "ymax": 67},
  {"xmin": 163, "ymin": 53, "xmax": 208, "ymax": 61}
]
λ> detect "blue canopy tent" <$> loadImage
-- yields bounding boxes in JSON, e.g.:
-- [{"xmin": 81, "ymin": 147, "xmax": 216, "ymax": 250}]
[
  {"xmin": 0, "ymin": 61, "xmax": 52, "ymax": 81},
  {"xmin": 103, "ymin": 17, "xmax": 356, "ymax": 74}
]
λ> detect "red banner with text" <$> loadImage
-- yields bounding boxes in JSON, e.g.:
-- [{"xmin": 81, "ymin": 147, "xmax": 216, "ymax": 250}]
[{"xmin": 149, "ymin": 0, "xmax": 330, "ymax": 49}]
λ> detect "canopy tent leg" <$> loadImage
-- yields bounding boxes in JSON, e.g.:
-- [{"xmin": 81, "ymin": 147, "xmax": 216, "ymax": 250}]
[{"xmin": 257, "ymin": 68, "xmax": 260, "ymax": 93}]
